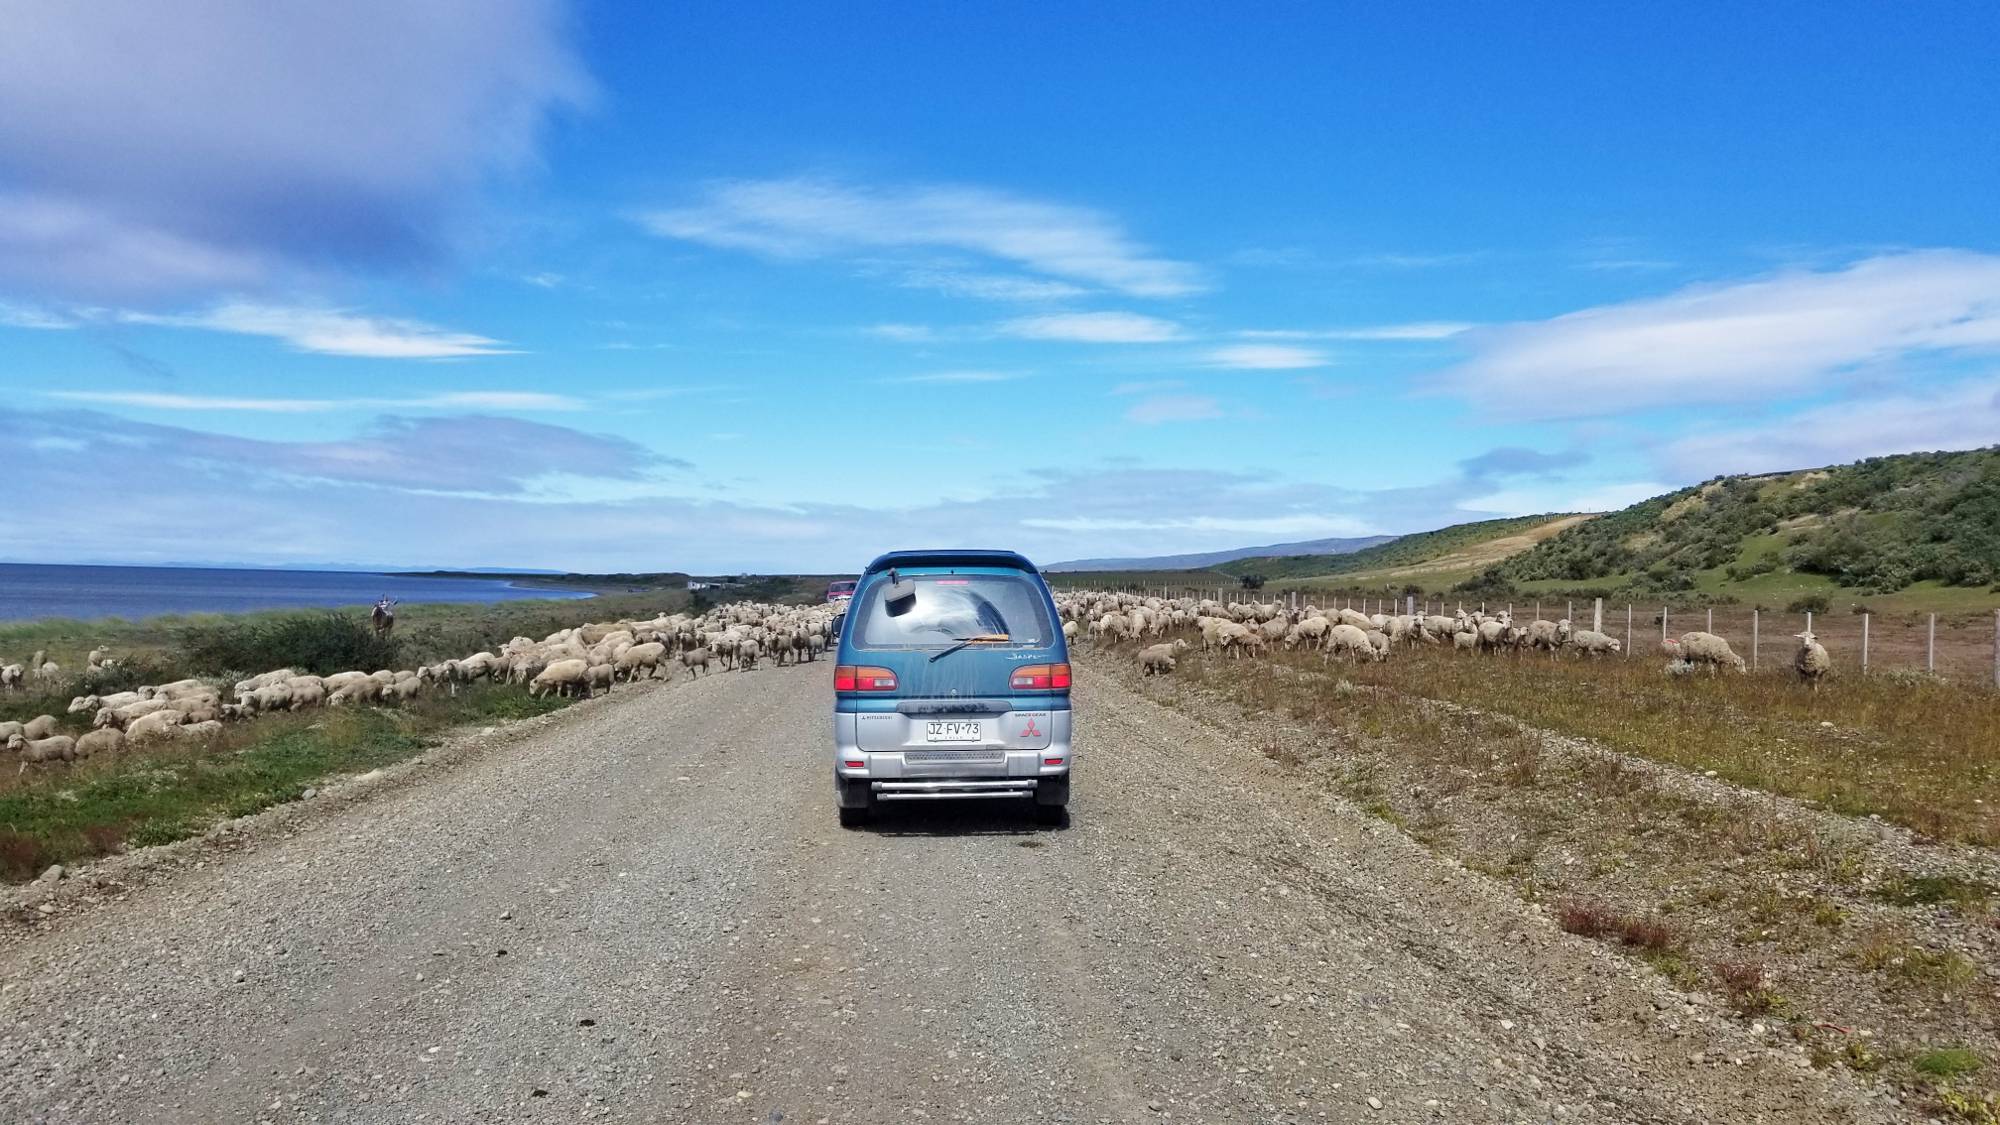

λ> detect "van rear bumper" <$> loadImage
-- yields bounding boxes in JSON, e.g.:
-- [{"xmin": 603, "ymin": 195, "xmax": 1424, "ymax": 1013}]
[{"xmin": 833, "ymin": 708, "xmax": 1071, "ymax": 798}]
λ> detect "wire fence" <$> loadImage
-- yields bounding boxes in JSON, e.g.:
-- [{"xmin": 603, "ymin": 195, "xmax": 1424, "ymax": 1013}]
[{"xmin": 1056, "ymin": 581, "xmax": 2000, "ymax": 688}]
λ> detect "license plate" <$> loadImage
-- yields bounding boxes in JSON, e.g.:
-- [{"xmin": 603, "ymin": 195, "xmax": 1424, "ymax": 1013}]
[{"xmin": 925, "ymin": 720, "xmax": 984, "ymax": 743}]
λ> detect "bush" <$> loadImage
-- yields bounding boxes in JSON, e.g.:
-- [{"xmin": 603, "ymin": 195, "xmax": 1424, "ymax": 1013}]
[
  {"xmin": 1238, "ymin": 573, "xmax": 1267, "ymax": 591},
  {"xmin": 177, "ymin": 612, "xmax": 401, "ymax": 677},
  {"xmin": 1786, "ymin": 593, "xmax": 1832, "ymax": 614}
]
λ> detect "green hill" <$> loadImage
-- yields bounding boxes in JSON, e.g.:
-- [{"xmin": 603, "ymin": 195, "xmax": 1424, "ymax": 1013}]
[
  {"xmin": 1483, "ymin": 446, "xmax": 2000, "ymax": 599},
  {"xmin": 1220, "ymin": 513, "xmax": 1591, "ymax": 584}
]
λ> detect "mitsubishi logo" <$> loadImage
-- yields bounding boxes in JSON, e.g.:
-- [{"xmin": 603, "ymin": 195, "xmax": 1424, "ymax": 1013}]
[{"xmin": 1022, "ymin": 717, "xmax": 1041, "ymax": 738}]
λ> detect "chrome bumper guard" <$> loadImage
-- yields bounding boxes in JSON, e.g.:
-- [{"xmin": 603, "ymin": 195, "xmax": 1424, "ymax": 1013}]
[{"xmin": 871, "ymin": 779, "xmax": 1040, "ymax": 801}]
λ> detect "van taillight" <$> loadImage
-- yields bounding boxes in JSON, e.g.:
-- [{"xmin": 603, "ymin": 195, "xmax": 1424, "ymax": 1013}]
[
  {"xmin": 835, "ymin": 665, "xmax": 896, "ymax": 692},
  {"xmin": 1011, "ymin": 663, "xmax": 1071, "ymax": 690}
]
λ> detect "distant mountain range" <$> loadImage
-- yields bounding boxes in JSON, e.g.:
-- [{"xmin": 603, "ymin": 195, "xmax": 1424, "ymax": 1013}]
[{"xmin": 1046, "ymin": 535, "xmax": 1397, "ymax": 573}]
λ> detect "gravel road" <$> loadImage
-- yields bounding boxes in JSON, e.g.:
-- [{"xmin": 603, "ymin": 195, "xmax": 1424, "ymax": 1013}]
[{"xmin": 2, "ymin": 663, "xmax": 1897, "ymax": 1124}]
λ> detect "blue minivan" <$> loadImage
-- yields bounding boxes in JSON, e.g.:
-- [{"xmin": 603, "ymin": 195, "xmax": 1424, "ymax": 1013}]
[{"xmin": 831, "ymin": 549, "xmax": 1072, "ymax": 827}]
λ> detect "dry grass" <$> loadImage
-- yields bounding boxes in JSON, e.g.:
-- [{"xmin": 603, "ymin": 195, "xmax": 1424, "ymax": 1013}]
[{"xmin": 1218, "ymin": 641, "xmax": 2000, "ymax": 844}]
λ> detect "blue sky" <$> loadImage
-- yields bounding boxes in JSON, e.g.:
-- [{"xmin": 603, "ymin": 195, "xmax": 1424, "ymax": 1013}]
[{"xmin": 3, "ymin": 1, "xmax": 1997, "ymax": 572}]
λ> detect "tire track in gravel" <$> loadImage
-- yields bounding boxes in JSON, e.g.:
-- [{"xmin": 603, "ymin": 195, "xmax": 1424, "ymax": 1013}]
[{"xmin": 3, "ymin": 661, "xmax": 1899, "ymax": 1124}]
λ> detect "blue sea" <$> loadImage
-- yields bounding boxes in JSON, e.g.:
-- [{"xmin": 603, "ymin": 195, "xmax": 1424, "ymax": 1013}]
[{"xmin": 0, "ymin": 563, "xmax": 594, "ymax": 623}]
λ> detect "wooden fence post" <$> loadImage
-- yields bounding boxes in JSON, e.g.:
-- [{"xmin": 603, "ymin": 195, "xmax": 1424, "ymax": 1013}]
[
  {"xmin": 1625, "ymin": 604, "xmax": 1633, "ymax": 658},
  {"xmin": 1928, "ymin": 613, "xmax": 1937, "ymax": 675},
  {"xmin": 1706, "ymin": 607, "xmax": 1714, "ymax": 633},
  {"xmin": 1752, "ymin": 609, "xmax": 1759, "ymax": 671},
  {"xmin": 1592, "ymin": 597, "xmax": 1603, "ymax": 634},
  {"xmin": 1862, "ymin": 613, "xmax": 1870, "ymax": 674},
  {"xmin": 1661, "ymin": 607, "xmax": 1669, "ymax": 646}
]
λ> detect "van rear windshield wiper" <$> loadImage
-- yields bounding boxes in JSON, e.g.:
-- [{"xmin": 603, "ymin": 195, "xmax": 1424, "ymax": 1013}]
[{"xmin": 927, "ymin": 633, "xmax": 1011, "ymax": 662}]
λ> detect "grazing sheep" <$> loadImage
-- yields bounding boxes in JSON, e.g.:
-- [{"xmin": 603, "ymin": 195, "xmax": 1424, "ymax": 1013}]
[
  {"xmin": 1794, "ymin": 630, "xmax": 1832, "ymax": 690},
  {"xmin": 0, "ymin": 721, "xmax": 22, "ymax": 743},
  {"xmin": 1137, "ymin": 643, "xmax": 1178, "ymax": 676},
  {"xmin": 1451, "ymin": 631, "xmax": 1477, "ymax": 653},
  {"xmin": 529, "ymin": 659, "xmax": 592, "ymax": 699},
  {"xmin": 1474, "ymin": 619, "xmax": 1516, "ymax": 653},
  {"xmin": 20, "ymin": 714, "xmax": 58, "ymax": 741},
  {"xmin": 586, "ymin": 663, "xmax": 616, "ymax": 693},
  {"xmin": 1, "ymin": 664, "xmax": 23, "ymax": 691},
  {"xmin": 1665, "ymin": 631, "xmax": 1746, "ymax": 674},
  {"xmin": 124, "ymin": 709, "xmax": 187, "ymax": 743},
  {"xmin": 1569, "ymin": 630, "xmax": 1622, "ymax": 657},
  {"xmin": 1364, "ymin": 629, "xmax": 1392, "ymax": 660},
  {"xmin": 613, "ymin": 642, "xmax": 667, "ymax": 682},
  {"xmin": 1323, "ymin": 623, "xmax": 1377, "ymax": 662},
  {"xmin": 75, "ymin": 727, "xmax": 124, "ymax": 758},
  {"xmin": 8, "ymin": 733, "xmax": 77, "ymax": 768},
  {"xmin": 35, "ymin": 661, "xmax": 59, "ymax": 682},
  {"xmin": 1521, "ymin": 618, "xmax": 1571, "ymax": 654},
  {"xmin": 285, "ymin": 679, "xmax": 327, "ymax": 710},
  {"xmin": 382, "ymin": 678, "xmax": 423, "ymax": 705},
  {"xmin": 327, "ymin": 681, "xmax": 381, "ymax": 707},
  {"xmin": 737, "ymin": 640, "xmax": 761, "ymax": 672},
  {"xmin": 321, "ymin": 670, "xmax": 372, "ymax": 694},
  {"xmin": 678, "ymin": 647, "xmax": 712, "ymax": 677},
  {"xmin": 180, "ymin": 720, "xmax": 224, "ymax": 741}
]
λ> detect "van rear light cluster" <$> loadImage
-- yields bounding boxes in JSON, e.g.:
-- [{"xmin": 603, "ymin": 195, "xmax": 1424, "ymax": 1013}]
[
  {"xmin": 834, "ymin": 665, "xmax": 897, "ymax": 692},
  {"xmin": 1010, "ymin": 663, "xmax": 1071, "ymax": 690}
]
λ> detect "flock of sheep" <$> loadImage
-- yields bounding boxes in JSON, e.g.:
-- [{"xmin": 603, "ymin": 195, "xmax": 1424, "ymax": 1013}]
[
  {"xmin": 2, "ymin": 600, "xmax": 842, "ymax": 772},
  {"xmin": 1056, "ymin": 592, "xmax": 1833, "ymax": 687}
]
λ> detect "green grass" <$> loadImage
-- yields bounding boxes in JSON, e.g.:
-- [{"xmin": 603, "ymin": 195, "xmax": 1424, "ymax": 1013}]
[
  {"xmin": 1919, "ymin": 1048, "xmax": 1986, "ymax": 1080},
  {"xmin": 0, "ymin": 684, "xmax": 568, "ymax": 881},
  {"xmin": 1218, "ymin": 514, "xmax": 1576, "ymax": 581}
]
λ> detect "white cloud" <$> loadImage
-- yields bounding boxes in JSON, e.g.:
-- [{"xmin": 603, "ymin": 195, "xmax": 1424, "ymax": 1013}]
[
  {"xmin": 1124, "ymin": 394, "xmax": 1223, "ymax": 424},
  {"xmin": 1239, "ymin": 322, "xmax": 1474, "ymax": 341},
  {"xmin": 124, "ymin": 301, "xmax": 516, "ymax": 358},
  {"xmin": 0, "ymin": 298, "xmax": 78, "ymax": 329},
  {"xmin": 48, "ymin": 390, "xmax": 583, "ymax": 412},
  {"xmin": 876, "ymin": 371, "xmax": 1023, "ymax": 385},
  {"xmin": 1440, "ymin": 250, "xmax": 2000, "ymax": 417},
  {"xmin": 1466, "ymin": 481, "xmax": 1671, "ymax": 515},
  {"xmin": 864, "ymin": 323, "xmax": 939, "ymax": 342},
  {"xmin": 0, "ymin": 1, "xmax": 590, "ymax": 297},
  {"xmin": 898, "ymin": 270, "xmax": 1087, "ymax": 302},
  {"xmin": 1021, "ymin": 515, "xmax": 1374, "ymax": 536},
  {"xmin": 1659, "ymin": 378, "xmax": 2000, "ymax": 478},
  {"xmin": 1002, "ymin": 311, "xmax": 1183, "ymax": 343},
  {"xmin": 640, "ymin": 177, "xmax": 1203, "ymax": 297},
  {"xmin": 1202, "ymin": 344, "xmax": 1327, "ymax": 369}
]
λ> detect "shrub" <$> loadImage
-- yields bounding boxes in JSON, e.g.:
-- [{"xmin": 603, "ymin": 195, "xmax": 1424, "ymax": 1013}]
[
  {"xmin": 1916, "ymin": 1047, "xmax": 1984, "ymax": 1079},
  {"xmin": 1786, "ymin": 593, "xmax": 1832, "ymax": 614},
  {"xmin": 177, "ymin": 612, "xmax": 401, "ymax": 677}
]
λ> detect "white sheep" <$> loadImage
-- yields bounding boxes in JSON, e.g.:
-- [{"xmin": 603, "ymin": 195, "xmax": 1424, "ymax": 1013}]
[
  {"xmin": 1569, "ymin": 630, "xmax": 1622, "ymax": 657},
  {"xmin": 1137, "ymin": 641, "xmax": 1185, "ymax": 675},
  {"xmin": 1664, "ymin": 631, "xmax": 1745, "ymax": 674},
  {"xmin": 529, "ymin": 658, "xmax": 592, "ymax": 698},
  {"xmin": 0, "ymin": 664, "xmax": 22, "ymax": 691},
  {"xmin": 8, "ymin": 732, "xmax": 77, "ymax": 768},
  {"xmin": 1794, "ymin": 630, "xmax": 1831, "ymax": 690},
  {"xmin": 1323, "ymin": 623, "xmax": 1377, "ymax": 661},
  {"xmin": 75, "ymin": 727, "xmax": 125, "ymax": 758},
  {"xmin": 125, "ymin": 709, "xmax": 187, "ymax": 742},
  {"xmin": 678, "ymin": 648, "xmax": 712, "ymax": 677},
  {"xmin": 613, "ymin": 642, "xmax": 667, "ymax": 681}
]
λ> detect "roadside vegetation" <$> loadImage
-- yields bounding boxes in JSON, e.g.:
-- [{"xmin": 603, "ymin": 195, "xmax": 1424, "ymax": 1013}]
[
  {"xmin": 0, "ymin": 683, "xmax": 567, "ymax": 882},
  {"xmin": 1104, "ymin": 640, "xmax": 2000, "ymax": 1116}
]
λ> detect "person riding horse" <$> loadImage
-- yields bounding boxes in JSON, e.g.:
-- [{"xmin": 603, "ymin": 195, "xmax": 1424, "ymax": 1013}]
[{"xmin": 371, "ymin": 597, "xmax": 398, "ymax": 639}]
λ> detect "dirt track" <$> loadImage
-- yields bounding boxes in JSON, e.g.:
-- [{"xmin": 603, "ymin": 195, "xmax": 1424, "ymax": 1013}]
[{"xmin": 2, "ymin": 663, "xmax": 1898, "ymax": 1123}]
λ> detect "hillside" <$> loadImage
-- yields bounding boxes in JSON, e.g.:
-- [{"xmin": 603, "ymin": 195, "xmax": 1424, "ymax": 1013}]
[
  {"xmin": 1220, "ymin": 514, "xmax": 1591, "ymax": 585},
  {"xmin": 1482, "ymin": 446, "xmax": 2000, "ymax": 599},
  {"xmin": 1046, "ymin": 534, "xmax": 1394, "ymax": 573}
]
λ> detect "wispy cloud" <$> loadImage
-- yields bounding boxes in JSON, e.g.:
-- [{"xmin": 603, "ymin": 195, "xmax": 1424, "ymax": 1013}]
[
  {"xmin": 48, "ymin": 390, "xmax": 584, "ymax": 413},
  {"xmin": 1658, "ymin": 377, "xmax": 2000, "ymax": 478},
  {"xmin": 1239, "ymin": 322, "xmax": 1474, "ymax": 341},
  {"xmin": 1458, "ymin": 446, "xmax": 1591, "ymax": 479},
  {"xmin": 123, "ymin": 301, "xmax": 517, "ymax": 358},
  {"xmin": 1440, "ymin": 250, "xmax": 2000, "ymax": 417},
  {"xmin": 1108, "ymin": 380, "xmax": 1184, "ymax": 396},
  {"xmin": 1124, "ymin": 394, "xmax": 1223, "ymax": 424},
  {"xmin": 0, "ymin": 1, "xmax": 590, "ymax": 298},
  {"xmin": 876, "ymin": 370, "xmax": 1024, "ymax": 385},
  {"xmin": 1001, "ymin": 311, "xmax": 1183, "ymax": 343},
  {"xmin": 865, "ymin": 322, "xmax": 940, "ymax": 342},
  {"xmin": 896, "ymin": 269, "xmax": 1087, "ymax": 302},
  {"xmin": 639, "ymin": 176, "xmax": 1204, "ymax": 297},
  {"xmin": 1202, "ymin": 344, "xmax": 1327, "ymax": 369},
  {"xmin": 0, "ymin": 299, "xmax": 79, "ymax": 329}
]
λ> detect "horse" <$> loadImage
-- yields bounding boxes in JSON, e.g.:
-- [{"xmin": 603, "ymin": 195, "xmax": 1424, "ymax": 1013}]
[{"xmin": 371, "ymin": 598, "xmax": 398, "ymax": 640}]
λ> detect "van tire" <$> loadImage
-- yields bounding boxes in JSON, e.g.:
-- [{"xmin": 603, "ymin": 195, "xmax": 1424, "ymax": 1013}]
[
  {"xmin": 838, "ymin": 805, "xmax": 872, "ymax": 829},
  {"xmin": 1034, "ymin": 777, "xmax": 1070, "ymax": 824}
]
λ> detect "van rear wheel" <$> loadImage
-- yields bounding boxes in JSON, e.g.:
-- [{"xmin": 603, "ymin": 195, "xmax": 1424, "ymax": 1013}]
[{"xmin": 1033, "ymin": 777, "xmax": 1069, "ymax": 825}]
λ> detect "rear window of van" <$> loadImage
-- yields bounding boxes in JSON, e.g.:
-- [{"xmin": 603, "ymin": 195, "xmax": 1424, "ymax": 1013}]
[{"xmin": 853, "ymin": 572, "xmax": 1053, "ymax": 649}]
